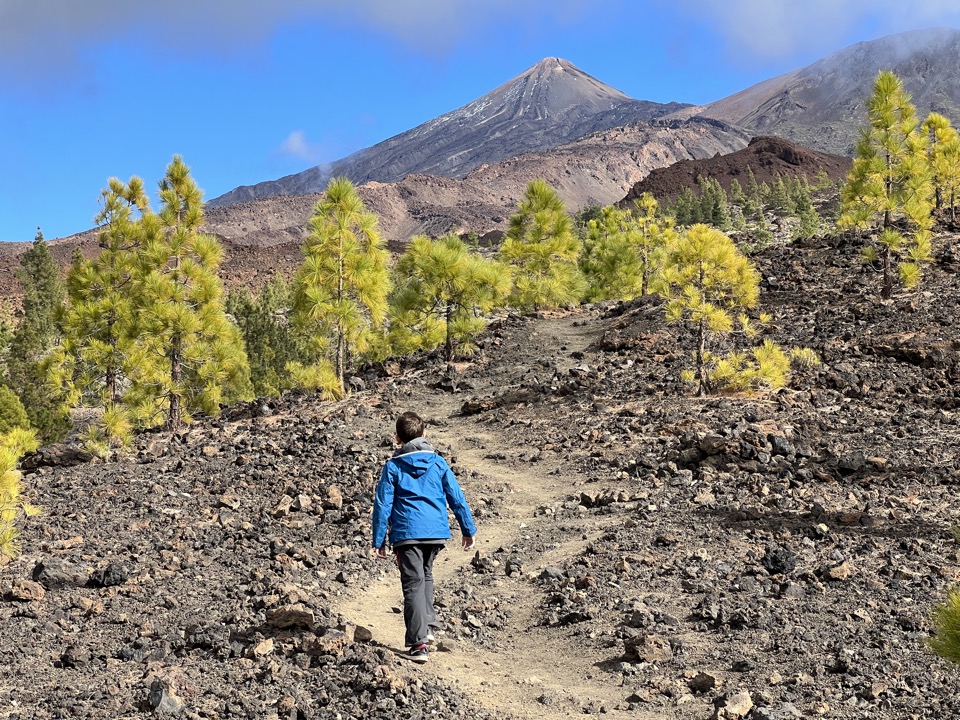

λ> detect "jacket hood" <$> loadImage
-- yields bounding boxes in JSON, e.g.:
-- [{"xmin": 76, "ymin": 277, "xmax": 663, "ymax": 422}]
[
  {"xmin": 393, "ymin": 436, "xmax": 435, "ymax": 457},
  {"xmin": 390, "ymin": 437, "xmax": 439, "ymax": 477}
]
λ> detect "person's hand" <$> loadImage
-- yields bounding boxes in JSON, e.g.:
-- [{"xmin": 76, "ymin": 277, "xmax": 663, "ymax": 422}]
[
  {"xmin": 462, "ymin": 535, "xmax": 475, "ymax": 551},
  {"xmin": 375, "ymin": 545, "xmax": 390, "ymax": 559}
]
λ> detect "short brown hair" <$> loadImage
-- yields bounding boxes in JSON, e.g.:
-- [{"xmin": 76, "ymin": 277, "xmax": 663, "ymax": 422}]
[{"xmin": 396, "ymin": 411, "xmax": 425, "ymax": 443}]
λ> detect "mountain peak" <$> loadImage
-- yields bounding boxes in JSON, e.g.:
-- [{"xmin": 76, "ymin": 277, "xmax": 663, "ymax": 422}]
[
  {"xmin": 498, "ymin": 57, "xmax": 631, "ymax": 109},
  {"xmin": 209, "ymin": 58, "xmax": 686, "ymax": 206}
]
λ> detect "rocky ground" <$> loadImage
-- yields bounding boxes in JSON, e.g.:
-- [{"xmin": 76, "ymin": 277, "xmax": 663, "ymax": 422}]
[{"xmin": 3, "ymin": 226, "xmax": 960, "ymax": 719}]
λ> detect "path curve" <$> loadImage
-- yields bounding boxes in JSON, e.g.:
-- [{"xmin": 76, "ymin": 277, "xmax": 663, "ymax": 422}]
[{"xmin": 339, "ymin": 316, "xmax": 666, "ymax": 719}]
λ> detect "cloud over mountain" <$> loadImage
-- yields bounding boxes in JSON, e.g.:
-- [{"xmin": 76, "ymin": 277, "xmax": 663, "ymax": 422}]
[{"xmin": 677, "ymin": 0, "xmax": 960, "ymax": 61}]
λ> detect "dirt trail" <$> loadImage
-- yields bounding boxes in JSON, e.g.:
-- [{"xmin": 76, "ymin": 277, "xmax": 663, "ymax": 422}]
[{"xmin": 338, "ymin": 315, "xmax": 665, "ymax": 719}]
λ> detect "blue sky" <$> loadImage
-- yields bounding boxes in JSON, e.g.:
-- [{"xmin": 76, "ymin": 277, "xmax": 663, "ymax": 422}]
[{"xmin": 3, "ymin": 1, "xmax": 960, "ymax": 242}]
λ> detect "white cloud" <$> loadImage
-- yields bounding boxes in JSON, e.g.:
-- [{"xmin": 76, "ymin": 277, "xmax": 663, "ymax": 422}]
[
  {"xmin": 0, "ymin": 1, "xmax": 590, "ymax": 82},
  {"xmin": 676, "ymin": 0, "xmax": 960, "ymax": 61},
  {"xmin": 278, "ymin": 130, "xmax": 319, "ymax": 162}
]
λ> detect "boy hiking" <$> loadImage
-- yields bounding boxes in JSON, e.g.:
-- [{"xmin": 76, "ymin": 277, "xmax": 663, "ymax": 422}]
[{"xmin": 372, "ymin": 411, "xmax": 477, "ymax": 663}]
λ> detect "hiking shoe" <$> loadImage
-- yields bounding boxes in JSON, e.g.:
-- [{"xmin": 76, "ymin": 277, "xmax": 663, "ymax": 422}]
[{"xmin": 401, "ymin": 644, "xmax": 429, "ymax": 663}]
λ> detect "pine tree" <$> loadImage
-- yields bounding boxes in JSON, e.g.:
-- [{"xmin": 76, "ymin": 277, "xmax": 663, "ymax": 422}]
[
  {"xmin": 659, "ymin": 224, "xmax": 760, "ymax": 396},
  {"xmin": 632, "ymin": 193, "xmax": 676, "ymax": 296},
  {"xmin": 0, "ymin": 426, "xmax": 40, "ymax": 559},
  {"xmin": 701, "ymin": 177, "xmax": 731, "ymax": 230},
  {"xmin": 729, "ymin": 178, "xmax": 746, "ymax": 207},
  {"xmin": 390, "ymin": 235, "xmax": 510, "ymax": 361},
  {"xmin": 227, "ymin": 276, "xmax": 308, "ymax": 397},
  {"xmin": 6, "ymin": 229, "xmax": 70, "ymax": 441},
  {"xmin": 769, "ymin": 176, "xmax": 796, "ymax": 218},
  {"xmin": 51, "ymin": 177, "xmax": 147, "ymax": 451},
  {"xmin": 0, "ymin": 307, "xmax": 12, "ymax": 378},
  {"xmin": 580, "ymin": 206, "xmax": 643, "ymax": 302},
  {"xmin": 125, "ymin": 157, "xmax": 251, "ymax": 430},
  {"xmin": 930, "ymin": 586, "xmax": 960, "ymax": 667},
  {"xmin": 793, "ymin": 177, "xmax": 821, "ymax": 241},
  {"xmin": 498, "ymin": 180, "xmax": 585, "ymax": 311},
  {"xmin": 672, "ymin": 186, "xmax": 700, "ymax": 226},
  {"xmin": 573, "ymin": 204, "xmax": 604, "ymax": 240},
  {"xmin": 745, "ymin": 166, "xmax": 761, "ymax": 211},
  {"xmin": 924, "ymin": 113, "xmax": 960, "ymax": 221},
  {"xmin": 291, "ymin": 177, "xmax": 391, "ymax": 396},
  {"xmin": 753, "ymin": 210, "xmax": 774, "ymax": 247},
  {"xmin": 0, "ymin": 386, "xmax": 29, "ymax": 435},
  {"xmin": 941, "ymin": 139, "xmax": 960, "ymax": 222},
  {"xmin": 839, "ymin": 71, "xmax": 934, "ymax": 298}
]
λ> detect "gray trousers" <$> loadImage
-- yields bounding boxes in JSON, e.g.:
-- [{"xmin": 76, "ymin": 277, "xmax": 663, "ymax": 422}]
[{"xmin": 396, "ymin": 543, "xmax": 441, "ymax": 647}]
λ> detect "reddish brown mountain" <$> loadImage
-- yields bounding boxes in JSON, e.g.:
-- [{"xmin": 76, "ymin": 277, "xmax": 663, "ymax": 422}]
[{"xmin": 619, "ymin": 136, "xmax": 851, "ymax": 206}]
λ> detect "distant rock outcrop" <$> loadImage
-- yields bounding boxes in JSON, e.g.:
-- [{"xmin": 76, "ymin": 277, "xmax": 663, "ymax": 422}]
[
  {"xmin": 619, "ymin": 136, "xmax": 851, "ymax": 206},
  {"xmin": 210, "ymin": 58, "xmax": 689, "ymax": 206}
]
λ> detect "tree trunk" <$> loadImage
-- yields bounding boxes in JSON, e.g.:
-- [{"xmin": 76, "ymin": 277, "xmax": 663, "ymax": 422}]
[
  {"xmin": 640, "ymin": 249, "xmax": 649, "ymax": 297},
  {"xmin": 695, "ymin": 317, "xmax": 707, "ymax": 397},
  {"xmin": 884, "ymin": 152, "xmax": 892, "ymax": 230},
  {"xmin": 336, "ymin": 245, "xmax": 346, "ymax": 393},
  {"xmin": 106, "ymin": 317, "xmax": 118, "ymax": 403},
  {"xmin": 445, "ymin": 303, "xmax": 454, "ymax": 362},
  {"xmin": 695, "ymin": 261, "xmax": 708, "ymax": 395},
  {"xmin": 169, "ymin": 334, "xmax": 183, "ymax": 430},
  {"xmin": 881, "ymin": 245, "xmax": 893, "ymax": 300}
]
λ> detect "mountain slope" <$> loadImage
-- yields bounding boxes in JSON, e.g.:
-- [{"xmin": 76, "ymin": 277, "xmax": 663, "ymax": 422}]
[
  {"xmin": 210, "ymin": 58, "xmax": 688, "ymax": 206},
  {"xmin": 619, "ymin": 136, "xmax": 851, "ymax": 205},
  {"xmin": 0, "ymin": 117, "xmax": 748, "ymax": 303},
  {"xmin": 690, "ymin": 27, "xmax": 960, "ymax": 155},
  {"xmin": 201, "ymin": 118, "xmax": 750, "ymax": 257}
]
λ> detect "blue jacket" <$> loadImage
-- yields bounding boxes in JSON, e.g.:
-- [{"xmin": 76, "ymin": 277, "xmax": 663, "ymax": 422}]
[{"xmin": 372, "ymin": 437, "xmax": 477, "ymax": 548}]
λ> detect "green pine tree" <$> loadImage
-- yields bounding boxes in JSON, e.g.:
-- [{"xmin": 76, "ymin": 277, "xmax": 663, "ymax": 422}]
[
  {"xmin": 498, "ymin": 180, "xmax": 586, "ymax": 311},
  {"xmin": 930, "ymin": 586, "xmax": 960, "ymax": 667},
  {"xmin": 291, "ymin": 177, "xmax": 391, "ymax": 397},
  {"xmin": 389, "ymin": 234, "xmax": 510, "ymax": 361},
  {"xmin": 227, "ymin": 276, "xmax": 309, "ymax": 397},
  {"xmin": 729, "ymin": 178, "xmax": 746, "ymax": 207},
  {"xmin": 941, "ymin": 139, "xmax": 960, "ymax": 222},
  {"xmin": 125, "ymin": 157, "xmax": 251, "ymax": 430},
  {"xmin": 581, "ymin": 195, "xmax": 675, "ymax": 301},
  {"xmin": 6, "ymin": 229, "xmax": 70, "ymax": 441},
  {"xmin": 51, "ymin": 177, "xmax": 148, "ymax": 452},
  {"xmin": 703, "ymin": 177, "xmax": 731, "ymax": 230},
  {"xmin": 580, "ymin": 206, "xmax": 642, "ymax": 302},
  {"xmin": 0, "ymin": 426, "xmax": 40, "ymax": 559},
  {"xmin": 659, "ymin": 224, "xmax": 760, "ymax": 396},
  {"xmin": 839, "ymin": 71, "xmax": 934, "ymax": 298},
  {"xmin": 753, "ymin": 210, "xmax": 773, "ymax": 248},
  {"xmin": 573, "ymin": 204, "xmax": 604, "ymax": 240},
  {"xmin": 745, "ymin": 166, "xmax": 761, "ymax": 211},
  {"xmin": 672, "ymin": 186, "xmax": 700, "ymax": 226},
  {"xmin": 632, "ymin": 193, "xmax": 676, "ymax": 296},
  {"xmin": 0, "ymin": 386, "xmax": 29, "ymax": 435},
  {"xmin": 793, "ymin": 177, "xmax": 821, "ymax": 241},
  {"xmin": 769, "ymin": 175, "xmax": 796, "ymax": 218},
  {"xmin": 924, "ymin": 112, "xmax": 960, "ymax": 221}
]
